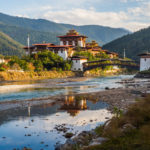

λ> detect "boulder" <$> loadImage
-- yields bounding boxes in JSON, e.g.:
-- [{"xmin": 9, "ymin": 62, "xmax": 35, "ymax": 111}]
[
  {"xmin": 89, "ymin": 137, "xmax": 108, "ymax": 146},
  {"xmin": 121, "ymin": 123, "xmax": 136, "ymax": 133}
]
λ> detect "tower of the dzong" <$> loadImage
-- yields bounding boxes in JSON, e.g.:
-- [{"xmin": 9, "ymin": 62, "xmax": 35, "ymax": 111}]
[{"xmin": 57, "ymin": 30, "xmax": 87, "ymax": 47}]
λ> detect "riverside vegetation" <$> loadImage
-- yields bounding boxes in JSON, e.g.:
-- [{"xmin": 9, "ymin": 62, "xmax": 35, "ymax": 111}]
[
  {"xmin": 82, "ymin": 94, "xmax": 150, "ymax": 150},
  {"xmin": 0, "ymin": 51, "xmax": 74, "ymax": 81},
  {"xmin": 0, "ymin": 50, "xmax": 124, "ymax": 81},
  {"xmin": 0, "ymin": 71, "xmax": 75, "ymax": 81}
]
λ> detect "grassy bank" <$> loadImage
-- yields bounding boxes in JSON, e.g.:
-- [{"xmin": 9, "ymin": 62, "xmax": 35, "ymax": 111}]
[
  {"xmin": 0, "ymin": 71, "xmax": 75, "ymax": 81},
  {"xmin": 84, "ymin": 67, "xmax": 122, "ymax": 77},
  {"xmin": 83, "ymin": 95, "xmax": 150, "ymax": 150}
]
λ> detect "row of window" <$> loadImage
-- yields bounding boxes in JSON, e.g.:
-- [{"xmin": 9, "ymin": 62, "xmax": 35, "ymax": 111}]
[{"xmin": 73, "ymin": 68, "xmax": 81, "ymax": 71}]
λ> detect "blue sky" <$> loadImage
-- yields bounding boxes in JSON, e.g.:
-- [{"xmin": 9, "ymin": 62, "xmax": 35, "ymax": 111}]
[{"xmin": 0, "ymin": 0, "xmax": 150, "ymax": 31}]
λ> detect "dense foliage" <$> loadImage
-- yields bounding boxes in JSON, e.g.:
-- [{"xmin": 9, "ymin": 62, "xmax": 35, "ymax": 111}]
[
  {"xmin": 73, "ymin": 51, "xmax": 99, "ymax": 61},
  {"xmin": 6, "ymin": 51, "xmax": 72, "ymax": 72},
  {"xmin": 0, "ymin": 23, "xmax": 59, "ymax": 46},
  {"xmin": 0, "ymin": 31, "xmax": 24, "ymax": 56},
  {"xmin": 103, "ymin": 27, "xmax": 150, "ymax": 60},
  {"xmin": 0, "ymin": 12, "xmax": 129, "ymax": 46},
  {"xmin": 73, "ymin": 51, "xmax": 110, "ymax": 61}
]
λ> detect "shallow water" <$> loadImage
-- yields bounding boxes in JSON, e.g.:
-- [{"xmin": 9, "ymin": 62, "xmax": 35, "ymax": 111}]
[
  {"xmin": 0, "ymin": 75, "xmax": 133, "ymax": 150},
  {"xmin": 0, "ymin": 96, "xmax": 112, "ymax": 150},
  {"xmin": 0, "ymin": 75, "xmax": 133, "ymax": 102}
]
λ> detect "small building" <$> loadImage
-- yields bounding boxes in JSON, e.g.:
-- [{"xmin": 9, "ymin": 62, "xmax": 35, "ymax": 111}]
[
  {"xmin": 57, "ymin": 30, "xmax": 87, "ymax": 47},
  {"xmin": 23, "ymin": 43, "xmax": 55, "ymax": 55},
  {"xmin": 104, "ymin": 50, "xmax": 118, "ymax": 58},
  {"xmin": 32, "ymin": 43, "xmax": 55, "ymax": 50},
  {"xmin": 71, "ymin": 56, "xmax": 87, "ymax": 71},
  {"xmin": 0, "ymin": 58, "xmax": 5, "ymax": 64},
  {"xmin": 86, "ymin": 40, "xmax": 100, "ymax": 48},
  {"xmin": 138, "ymin": 52, "xmax": 150, "ymax": 71},
  {"xmin": 48, "ymin": 45, "xmax": 74, "ymax": 60},
  {"xmin": 23, "ymin": 46, "xmax": 36, "ymax": 55},
  {"xmin": 85, "ymin": 40, "xmax": 103, "ymax": 56}
]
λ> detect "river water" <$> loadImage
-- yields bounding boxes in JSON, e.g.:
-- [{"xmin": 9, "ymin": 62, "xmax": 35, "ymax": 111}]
[{"xmin": 0, "ymin": 75, "xmax": 133, "ymax": 150}]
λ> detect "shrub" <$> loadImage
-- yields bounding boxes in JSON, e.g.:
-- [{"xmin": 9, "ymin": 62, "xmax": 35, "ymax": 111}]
[
  {"xmin": 86, "ymin": 95, "xmax": 150, "ymax": 150},
  {"xmin": 0, "ymin": 67, "xmax": 6, "ymax": 71}
]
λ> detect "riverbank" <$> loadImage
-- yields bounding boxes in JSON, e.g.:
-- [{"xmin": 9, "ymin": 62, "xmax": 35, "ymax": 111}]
[
  {"xmin": 83, "ymin": 68, "xmax": 122, "ymax": 77},
  {"xmin": 56, "ymin": 78, "xmax": 150, "ymax": 150},
  {"xmin": 135, "ymin": 70, "xmax": 150, "ymax": 78},
  {"xmin": 0, "ymin": 68, "xmax": 126, "ymax": 82},
  {"xmin": 81, "ymin": 95, "xmax": 150, "ymax": 150},
  {"xmin": 0, "ymin": 71, "xmax": 75, "ymax": 81}
]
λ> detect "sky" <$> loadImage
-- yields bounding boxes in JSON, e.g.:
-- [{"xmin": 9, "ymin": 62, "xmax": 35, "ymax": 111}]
[{"xmin": 0, "ymin": 0, "xmax": 150, "ymax": 32}]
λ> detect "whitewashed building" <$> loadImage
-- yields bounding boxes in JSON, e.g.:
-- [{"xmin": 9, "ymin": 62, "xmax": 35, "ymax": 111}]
[
  {"xmin": 0, "ymin": 58, "xmax": 5, "ymax": 64},
  {"xmin": 24, "ymin": 44, "xmax": 73, "ymax": 60},
  {"xmin": 138, "ymin": 52, "xmax": 150, "ymax": 71},
  {"xmin": 48, "ymin": 45, "xmax": 73, "ymax": 60},
  {"xmin": 71, "ymin": 56, "xmax": 87, "ymax": 71}
]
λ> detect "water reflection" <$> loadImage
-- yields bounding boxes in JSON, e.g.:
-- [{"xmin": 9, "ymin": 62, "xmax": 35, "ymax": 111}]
[
  {"xmin": 0, "ymin": 94, "xmax": 112, "ymax": 150},
  {"xmin": 61, "ymin": 96, "xmax": 88, "ymax": 116},
  {"xmin": 0, "ymin": 75, "xmax": 133, "ymax": 102}
]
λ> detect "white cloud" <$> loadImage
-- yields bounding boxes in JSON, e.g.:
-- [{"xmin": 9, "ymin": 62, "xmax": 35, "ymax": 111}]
[
  {"xmin": 11, "ymin": 0, "xmax": 150, "ymax": 31},
  {"xmin": 33, "ymin": 7, "xmax": 149, "ymax": 32}
]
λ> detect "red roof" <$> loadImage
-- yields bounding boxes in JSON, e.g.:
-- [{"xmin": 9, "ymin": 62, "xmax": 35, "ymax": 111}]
[
  {"xmin": 71, "ymin": 56, "xmax": 88, "ymax": 60},
  {"xmin": 23, "ymin": 46, "xmax": 35, "ymax": 49},
  {"xmin": 138, "ymin": 52, "xmax": 150, "ymax": 56},
  {"xmin": 92, "ymin": 49, "xmax": 101, "ymax": 51},
  {"xmin": 57, "ymin": 35, "xmax": 87, "ymax": 38},
  {"xmin": 106, "ymin": 51, "xmax": 118, "ymax": 55},
  {"xmin": 33, "ymin": 43, "xmax": 54, "ymax": 46},
  {"xmin": 48, "ymin": 45, "xmax": 73, "ymax": 48}
]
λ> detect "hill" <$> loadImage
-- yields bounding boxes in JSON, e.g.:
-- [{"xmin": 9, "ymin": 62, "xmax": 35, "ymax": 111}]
[
  {"xmin": 0, "ymin": 23, "xmax": 59, "ymax": 45},
  {"xmin": 0, "ymin": 31, "xmax": 24, "ymax": 56},
  {"xmin": 0, "ymin": 12, "xmax": 130, "ymax": 45},
  {"xmin": 103, "ymin": 27, "xmax": 150, "ymax": 60}
]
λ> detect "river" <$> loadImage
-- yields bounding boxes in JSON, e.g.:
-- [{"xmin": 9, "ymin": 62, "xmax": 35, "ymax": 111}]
[{"xmin": 0, "ymin": 75, "xmax": 133, "ymax": 150}]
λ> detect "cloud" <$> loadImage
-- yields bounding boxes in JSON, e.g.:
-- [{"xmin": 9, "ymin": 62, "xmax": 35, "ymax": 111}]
[
  {"xmin": 33, "ymin": 7, "xmax": 148, "ymax": 31},
  {"xmin": 8, "ymin": 0, "xmax": 150, "ymax": 31}
]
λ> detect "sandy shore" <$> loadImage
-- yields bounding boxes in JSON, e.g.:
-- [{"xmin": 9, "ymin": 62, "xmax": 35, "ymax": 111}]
[{"xmin": 0, "ymin": 77, "xmax": 90, "ymax": 94}]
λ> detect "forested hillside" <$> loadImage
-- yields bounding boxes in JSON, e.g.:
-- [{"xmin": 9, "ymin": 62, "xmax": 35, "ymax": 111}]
[
  {"xmin": 0, "ymin": 13, "xmax": 130, "ymax": 45},
  {"xmin": 0, "ymin": 23, "xmax": 59, "ymax": 45},
  {"xmin": 103, "ymin": 27, "xmax": 150, "ymax": 60},
  {"xmin": 0, "ymin": 31, "xmax": 24, "ymax": 56}
]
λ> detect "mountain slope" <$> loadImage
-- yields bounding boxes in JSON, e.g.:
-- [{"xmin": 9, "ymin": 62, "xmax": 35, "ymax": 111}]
[
  {"xmin": 0, "ymin": 31, "xmax": 24, "ymax": 56},
  {"xmin": 0, "ymin": 13, "xmax": 67, "ymax": 33},
  {"xmin": 0, "ymin": 13, "xmax": 130, "ymax": 45},
  {"xmin": 103, "ymin": 27, "xmax": 150, "ymax": 60},
  {"xmin": 0, "ymin": 23, "xmax": 59, "ymax": 45}
]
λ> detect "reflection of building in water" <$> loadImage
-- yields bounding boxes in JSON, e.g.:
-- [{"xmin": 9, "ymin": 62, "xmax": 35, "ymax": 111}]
[
  {"xmin": 28, "ymin": 103, "xmax": 31, "ymax": 117},
  {"xmin": 60, "ymin": 96, "xmax": 87, "ymax": 117}
]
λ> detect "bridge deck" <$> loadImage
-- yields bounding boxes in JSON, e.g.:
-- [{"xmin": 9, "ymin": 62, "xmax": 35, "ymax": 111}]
[{"xmin": 83, "ymin": 59, "xmax": 139, "ymax": 72}]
